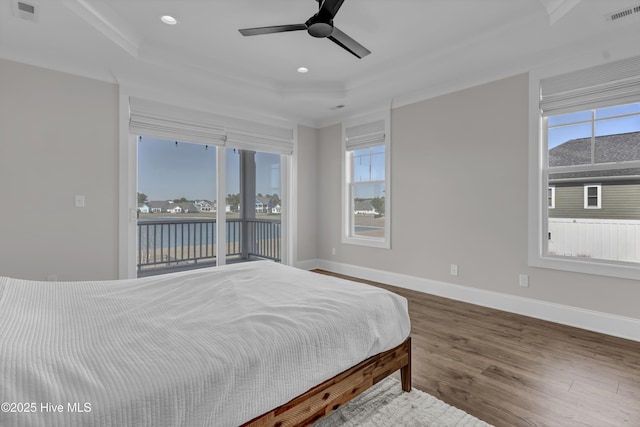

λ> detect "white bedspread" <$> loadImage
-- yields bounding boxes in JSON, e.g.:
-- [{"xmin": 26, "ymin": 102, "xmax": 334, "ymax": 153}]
[{"xmin": 0, "ymin": 261, "xmax": 410, "ymax": 427}]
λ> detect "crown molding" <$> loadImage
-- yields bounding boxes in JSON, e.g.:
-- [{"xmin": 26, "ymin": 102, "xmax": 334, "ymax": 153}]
[
  {"xmin": 62, "ymin": 0, "xmax": 141, "ymax": 58},
  {"xmin": 538, "ymin": 0, "xmax": 581, "ymax": 25}
]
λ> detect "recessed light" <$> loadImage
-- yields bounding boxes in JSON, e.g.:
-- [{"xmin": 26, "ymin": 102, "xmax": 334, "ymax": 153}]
[
  {"xmin": 161, "ymin": 15, "xmax": 177, "ymax": 25},
  {"xmin": 297, "ymin": 67, "xmax": 309, "ymax": 73}
]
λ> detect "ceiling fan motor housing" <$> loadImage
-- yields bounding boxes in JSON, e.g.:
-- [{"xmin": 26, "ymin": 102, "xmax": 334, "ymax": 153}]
[{"xmin": 306, "ymin": 9, "xmax": 334, "ymax": 38}]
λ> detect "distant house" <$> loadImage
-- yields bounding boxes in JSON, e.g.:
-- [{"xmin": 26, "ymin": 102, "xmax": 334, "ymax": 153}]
[
  {"xmin": 147, "ymin": 201, "xmax": 168, "ymax": 213},
  {"xmin": 548, "ymin": 131, "xmax": 640, "ymax": 220},
  {"xmin": 255, "ymin": 198, "xmax": 265, "ymax": 213},
  {"xmin": 354, "ymin": 200, "xmax": 376, "ymax": 215},
  {"xmin": 138, "ymin": 204, "xmax": 149, "ymax": 214},
  {"xmin": 271, "ymin": 204, "xmax": 281, "ymax": 214},
  {"xmin": 178, "ymin": 202, "xmax": 198, "ymax": 213},
  {"xmin": 256, "ymin": 196, "xmax": 279, "ymax": 214},
  {"xmin": 194, "ymin": 200, "xmax": 213, "ymax": 212},
  {"xmin": 166, "ymin": 203, "xmax": 182, "ymax": 214}
]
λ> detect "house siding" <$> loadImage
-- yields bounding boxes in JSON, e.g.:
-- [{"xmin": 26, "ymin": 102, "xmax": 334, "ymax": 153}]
[{"xmin": 550, "ymin": 181, "xmax": 640, "ymax": 220}]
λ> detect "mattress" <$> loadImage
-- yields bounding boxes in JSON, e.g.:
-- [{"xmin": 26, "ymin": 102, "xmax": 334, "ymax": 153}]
[{"xmin": 0, "ymin": 261, "xmax": 410, "ymax": 427}]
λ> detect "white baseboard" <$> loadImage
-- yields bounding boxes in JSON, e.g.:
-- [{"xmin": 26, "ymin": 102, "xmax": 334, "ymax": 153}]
[
  {"xmin": 296, "ymin": 258, "xmax": 640, "ymax": 343},
  {"xmin": 294, "ymin": 259, "xmax": 319, "ymax": 271}
]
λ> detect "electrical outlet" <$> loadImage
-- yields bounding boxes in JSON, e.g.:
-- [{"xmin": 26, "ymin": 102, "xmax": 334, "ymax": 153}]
[
  {"xmin": 331, "ymin": 247, "xmax": 336, "ymax": 256},
  {"xmin": 519, "ymin": 274, "xmax": 529, "ymax": 287},
  {"xmin": 450, "ymin": 264, "xmax": 459, "ymax": 276}
]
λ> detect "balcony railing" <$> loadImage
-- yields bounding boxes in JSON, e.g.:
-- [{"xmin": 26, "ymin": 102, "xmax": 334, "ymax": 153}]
[{"xmin": 137, "ymin": 218, "xmax": 280, "ymax": 274}]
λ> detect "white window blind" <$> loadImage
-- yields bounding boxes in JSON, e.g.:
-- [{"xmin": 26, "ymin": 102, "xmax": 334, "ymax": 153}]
[
  {"xmin": 226, "ymin": 117, "xmax": 294, "ymax": 155},
  {"xmin": 129, "ymin": 97, "xmax": 294, "ymax": 154},
  {"xmin": 345, "ymin": 119, "xmax": 386, "ymax": 151},
  {"xmin": 129, "ymin": 98, "xmax": 226, "ymax": 146},
  {"xmin": 540, "ymin": 55, "xmax": 640, "ymax": 116}
]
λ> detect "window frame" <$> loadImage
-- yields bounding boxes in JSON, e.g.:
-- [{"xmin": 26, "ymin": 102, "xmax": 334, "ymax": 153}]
[
  {"xmin": 341, "ymin": 111, "xmax": 391, "ymax": 249},
  {"xmin": 583, "ymin": 184, "xmax": 602, "ymax": 209},
  {"xmin": 119, "ymin": 93, "xmax": 297, "ymax": 278},
  {"xmin": 528, "ymin": 62, "xmax": 640, "ymax": 281},
  {"xmin": 548, "ymin": 186, "xmax": 556, "ymax": 209}
]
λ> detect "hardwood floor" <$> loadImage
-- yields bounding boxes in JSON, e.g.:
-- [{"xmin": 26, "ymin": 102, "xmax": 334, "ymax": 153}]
[{"xmin": 313, "ymin": 270, "xmax": 640, "ymax": 427}]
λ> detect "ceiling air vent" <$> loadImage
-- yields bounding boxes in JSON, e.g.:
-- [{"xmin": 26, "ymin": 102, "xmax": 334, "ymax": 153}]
[
  {"xmin": 12, "ymin": 1, "xmax": 39, "ymax": 22},
  {"xmin": 606, "ymin": 4, "xmax": 640, "ymax": 22}
]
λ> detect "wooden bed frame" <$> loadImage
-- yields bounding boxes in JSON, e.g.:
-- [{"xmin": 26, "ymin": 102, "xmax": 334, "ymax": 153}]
[{"xmin": 242, "ymin": 336, "xmax": 411, "ymax": 427}]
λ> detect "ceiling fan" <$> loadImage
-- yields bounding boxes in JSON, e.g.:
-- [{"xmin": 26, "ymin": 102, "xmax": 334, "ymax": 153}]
[{"xmin": 238, "ymin": 0, "xmax": 371, "ymax": 59}]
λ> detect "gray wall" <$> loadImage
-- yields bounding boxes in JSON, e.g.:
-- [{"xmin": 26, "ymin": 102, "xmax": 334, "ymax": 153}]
[
  {"xmin": 315, "ymin": 74, "xmax": 640, "ymax": 319},
  {"xmin": 0, "ymin": 59, "xmax": 119, "ymax": 281},
  {"xmin": 0, "ymin": 59, "xmax": 320, "ymax": 280},
  {"xmin": 3, "ymin": 58, "xmax": 638, "ymax": 321},
  {"xmin": 295, "ymin": 125, "xmax": 319, "ymax": 262}
]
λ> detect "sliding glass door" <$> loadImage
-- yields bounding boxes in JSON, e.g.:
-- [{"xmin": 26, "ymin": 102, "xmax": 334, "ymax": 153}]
[
  {"xmin": 224, "ymin": 148, "xmax": 282, "ymax": 264},
  {"xmin": 136, "ymin": 137, "xmax": 283, "ymax": 276}
]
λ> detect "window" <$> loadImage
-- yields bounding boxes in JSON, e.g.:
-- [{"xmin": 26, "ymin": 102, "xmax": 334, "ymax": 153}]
[
  {"xmin": 226, "ymin": 148, "xmax": 282, "ymax": 262},
  {"xmin": 529, "ymin": 55, "xmax": 640, "ymax": 279},
  {"xmin": 137, "ymin": 137, "xmax": 218, "ymax": 275},
  {"xmin": 583, "ymin": 184, "xmax": 601, "ymax": 209},
  {"xmin": 126, "ymin": 97, "xmax": 294, "ymax": 277},
  {"xmin": 342, "ymin": 111, "xmax": 391, "ymax": 248}
]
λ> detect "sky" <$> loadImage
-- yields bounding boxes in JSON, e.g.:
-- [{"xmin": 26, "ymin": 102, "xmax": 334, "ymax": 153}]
[{"xmin": 137, "ymin": 137, "xmax": 281, "ymax": 201}]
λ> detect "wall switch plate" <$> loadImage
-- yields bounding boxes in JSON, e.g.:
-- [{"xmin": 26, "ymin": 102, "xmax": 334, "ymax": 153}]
[
  {"xmin": 519, "ymin": 274, "xmax": 529, "ymax": 287},
  {"xmin": 450, "ymin": 264, "xmax": 459, "ymax": 276},
  {"xmin": 75, "ymin": 195, "xmax": 85, "ymax": 208}
]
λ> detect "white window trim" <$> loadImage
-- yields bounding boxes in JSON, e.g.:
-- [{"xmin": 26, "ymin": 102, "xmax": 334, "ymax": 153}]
[
  {"xmin": 548, "ymin": 186, "xmax": 555, "ymax": 209},
  {"xmin": 583, "ymin": 184, "xmax": 601, "ymax": 209},
  {"xmin": 341, "ymin": 110, "xmax": 391, "ymax": 249},
  {"xmin": 528, "ymin": 62, "xmax": 640, "ymax": 281}
]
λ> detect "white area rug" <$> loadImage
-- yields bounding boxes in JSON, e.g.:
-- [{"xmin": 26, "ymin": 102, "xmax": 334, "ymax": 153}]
[{"xmin": 314, "ymin": 377, "xmax": 493, "ymax": 427}]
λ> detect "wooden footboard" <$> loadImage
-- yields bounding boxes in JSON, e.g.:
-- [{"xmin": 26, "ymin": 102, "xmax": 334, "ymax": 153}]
[{"xmin": 242, "ymin": 336, "xmax": 411, "ymax": 427}]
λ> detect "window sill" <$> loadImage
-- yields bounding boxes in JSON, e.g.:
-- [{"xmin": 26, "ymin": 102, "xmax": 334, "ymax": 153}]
[
  {"xmin": 529, "ymin": 254, "xmax": 640, "ymax": 281},
  {"xmin": 342, "ymin": 235, "xmax": 390, "ymax": 249}
]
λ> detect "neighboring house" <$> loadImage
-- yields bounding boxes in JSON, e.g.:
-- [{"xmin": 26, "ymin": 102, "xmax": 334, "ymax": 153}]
[
  {"xmin": 194, "ymin": 200, "xmax": 214, "ymax": 212},
  {"xmin": 271, "ymin": 204, "xmax": 281, "ymax": 214},
  {"xmin": 138, "ymin": 204, "xmax": 149, "ymax": 214},
  {"xmin": 166, "ymin": 204, "xmax": 182, "ymax": 214},
  {"xmin": 548, "ymin": 131, "xmax": 640, "ymax": 220},
  {"xmin": 147, "ymin": 201, "xmax": 169, "ymax": 214},
  {"xmin": 142, "ymin": 200, "xmax": 214, "ymax": 214},
  {"xmin": 179, "ymin": 202, "xmax": 198, "ymax": 213},
  {"xmin": 255, "ymin": 198, "xmax": 265, "ymax": 213},
  {"xmin": 256, "ymin": 196, "xmax": 279, "ymax": 214},
  {"xmin": 354, "ymin": 200, "xmax": 376, "ymax": 215}
]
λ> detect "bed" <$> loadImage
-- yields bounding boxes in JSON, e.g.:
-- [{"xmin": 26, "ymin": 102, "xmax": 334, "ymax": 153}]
[{"xmin": 0, "ymin": 261, "xmax": 411, "ymax": 427}]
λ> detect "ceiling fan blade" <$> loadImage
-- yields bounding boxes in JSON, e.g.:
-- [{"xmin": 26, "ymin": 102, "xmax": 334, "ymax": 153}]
[
  {"xmin": 328, "ymin": 26, "xmax": 371, "ymax": 58},
  {"xmin": 319, "ymin": 0, "xmax": 346, "ymax": 18},
  {"xmin": 239, "ymin": 24, "xmax": 307, "ymax": 36}
]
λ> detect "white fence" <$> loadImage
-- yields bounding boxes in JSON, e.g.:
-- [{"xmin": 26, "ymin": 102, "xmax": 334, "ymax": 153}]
[{"xmin": 548, "ymin": 218, "xmax": 640, "ymax": 263}]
